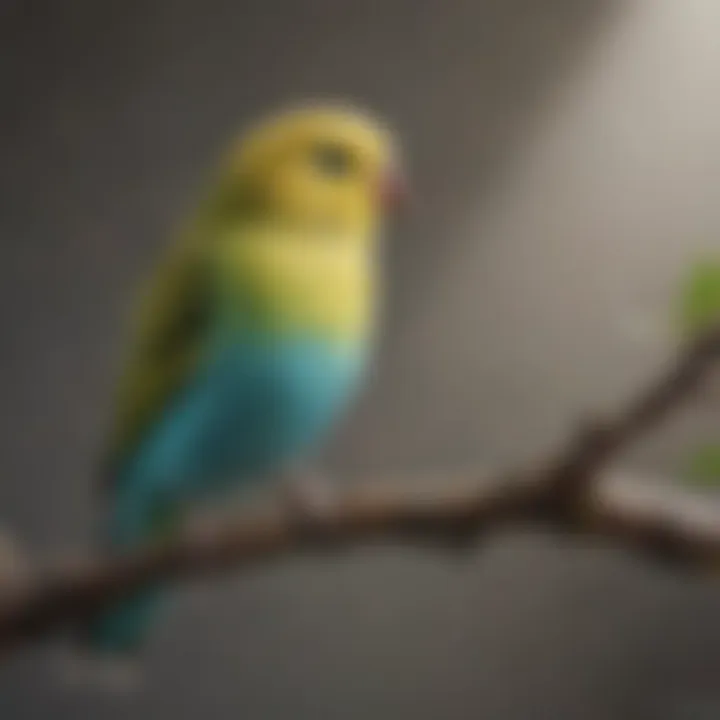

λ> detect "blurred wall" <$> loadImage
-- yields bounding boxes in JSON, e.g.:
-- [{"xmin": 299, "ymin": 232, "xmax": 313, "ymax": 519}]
[{"xmin": 2, "ymin": 1, "xmax": 720, "ymax": 718}]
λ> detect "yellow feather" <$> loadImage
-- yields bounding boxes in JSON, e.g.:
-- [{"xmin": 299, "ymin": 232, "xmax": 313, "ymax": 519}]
[{"xmin": 215, "ymin": 223, "xmax": 376, "ymax": 341}]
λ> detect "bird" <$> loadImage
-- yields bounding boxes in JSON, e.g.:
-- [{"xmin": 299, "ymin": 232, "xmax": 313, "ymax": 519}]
[{"xmin": 72, "ymin": 102, "xmax": 406, "ymax": 677}]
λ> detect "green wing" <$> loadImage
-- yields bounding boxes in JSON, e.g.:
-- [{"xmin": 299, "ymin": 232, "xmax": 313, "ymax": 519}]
[{"xmin": 100, "ymin": 241, "xmax": 211, "ymax": 490}]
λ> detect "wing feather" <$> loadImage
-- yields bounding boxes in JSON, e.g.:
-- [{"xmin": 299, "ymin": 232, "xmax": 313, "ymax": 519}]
[{"xmin": 100, "ymin": 242, "xmax": 211, "ymax": 490}]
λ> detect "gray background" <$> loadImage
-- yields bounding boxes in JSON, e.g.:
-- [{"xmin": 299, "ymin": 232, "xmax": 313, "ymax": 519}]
[{"xmin": 2, "ymin": 0, "xmax": 720, "ymax": 717}]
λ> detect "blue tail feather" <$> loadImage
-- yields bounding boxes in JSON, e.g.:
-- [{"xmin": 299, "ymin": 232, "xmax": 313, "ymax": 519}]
[{"xmin": 78, "ymin": 483, "xmax": 178, "ymax": 657}]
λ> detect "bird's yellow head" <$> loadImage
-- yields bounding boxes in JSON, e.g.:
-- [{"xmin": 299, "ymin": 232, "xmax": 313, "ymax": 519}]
[{"xmin": 216, "ymin": 103, "xmax": 406, "ymax": 236}]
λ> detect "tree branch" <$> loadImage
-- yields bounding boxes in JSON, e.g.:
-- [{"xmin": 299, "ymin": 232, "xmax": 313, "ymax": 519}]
[{"xmin": 1, "ymin": 329, "xmax": 720, "ymax": 657}]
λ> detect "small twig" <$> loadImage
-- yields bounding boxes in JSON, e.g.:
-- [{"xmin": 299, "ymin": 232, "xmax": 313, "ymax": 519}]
[
  {"xmin": 544, "ymin": 328, "xmax": 720, "ymax": 495},
  {"xmin": 0, "ymin": 328, "xmax": 718, "ymax": 658}
]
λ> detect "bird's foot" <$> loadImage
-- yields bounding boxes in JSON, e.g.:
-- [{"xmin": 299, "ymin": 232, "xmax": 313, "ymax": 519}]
[
  {"xmin": 280, "ymin": 469, "xmax": 339, "ymax": 534},
  {"xmin": 181, "ymin": 509, "xmax": 223, "ymax": 546}
]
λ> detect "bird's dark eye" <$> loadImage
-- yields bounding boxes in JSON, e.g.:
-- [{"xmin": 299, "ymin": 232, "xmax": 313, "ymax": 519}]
[{"xmin": 310, "ymin": 143, "xmax": 355, "ymax": 177}]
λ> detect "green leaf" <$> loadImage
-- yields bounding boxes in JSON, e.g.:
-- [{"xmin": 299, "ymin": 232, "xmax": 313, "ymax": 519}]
[
  {"xmin": 684, "ymin": 445, "xmax": 720, "ymax": 487},
  {"xmin": 676, "ymin": 258, "xmax": 720, "ymax": 338}
]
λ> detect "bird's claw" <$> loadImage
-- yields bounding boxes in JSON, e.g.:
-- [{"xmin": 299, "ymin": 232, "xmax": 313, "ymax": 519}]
[{"xmin": 281, "ymin": 471, "xmax": 340, "ymax": 535}]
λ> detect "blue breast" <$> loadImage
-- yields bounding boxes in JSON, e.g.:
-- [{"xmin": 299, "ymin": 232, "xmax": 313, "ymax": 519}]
[{"xmin": 123, "ymin": 336, "xmax": 366, "ymax": 502}]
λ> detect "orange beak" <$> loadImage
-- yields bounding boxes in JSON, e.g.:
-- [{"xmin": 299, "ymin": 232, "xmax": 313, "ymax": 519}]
[{"xmin": 380, "ymin": 167, "xmax": 409, "ymax": 213}]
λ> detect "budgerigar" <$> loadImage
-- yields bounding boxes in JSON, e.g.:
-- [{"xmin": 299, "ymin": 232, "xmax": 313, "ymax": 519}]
[{"xmin": 77, "ymin": 103, "xmax": 405, "ymax": 667}]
